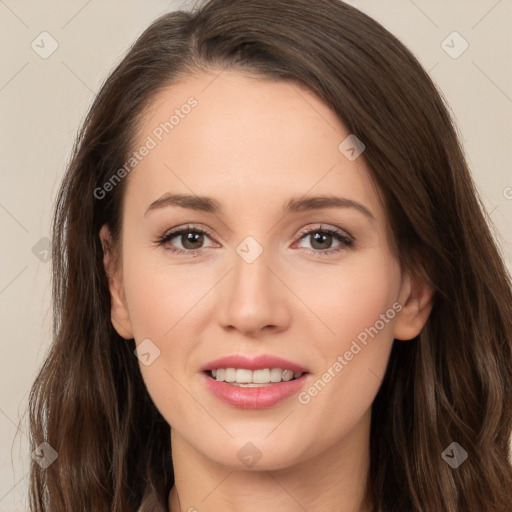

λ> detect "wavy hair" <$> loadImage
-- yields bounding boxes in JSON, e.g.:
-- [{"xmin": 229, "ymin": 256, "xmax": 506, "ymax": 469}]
[{"xmin": 27, "ymin": 0, "xmax": 512, "ymax": 510}]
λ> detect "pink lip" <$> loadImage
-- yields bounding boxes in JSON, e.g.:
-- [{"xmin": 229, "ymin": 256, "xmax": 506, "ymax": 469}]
[
  {"xmin": 201, "ymin": 372, "xmax": 310, "ymax": 409},
  {"xmin": 201, "ymin": 354, "xmax": 309, "ymax": 373},
  {"xmin": 200, "ymin": 354, "xmax": 310, "ymax": 409}
]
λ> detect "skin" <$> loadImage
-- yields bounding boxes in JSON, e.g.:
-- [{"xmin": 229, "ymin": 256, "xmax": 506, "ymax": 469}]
[{"xmin": 100, "ymin": 70, "xmax": 433, "ymax": 512}]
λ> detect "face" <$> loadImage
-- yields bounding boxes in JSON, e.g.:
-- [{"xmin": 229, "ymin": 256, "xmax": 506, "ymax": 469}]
[{"xmin": 101, "ymin": 70, "xmax": 432, "ymax": 470}]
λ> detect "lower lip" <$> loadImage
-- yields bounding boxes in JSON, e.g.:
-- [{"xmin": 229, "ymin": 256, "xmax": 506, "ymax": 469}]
[{"xmin": 202, "ymin": 372, "xmax": 310, "ymax": 409}]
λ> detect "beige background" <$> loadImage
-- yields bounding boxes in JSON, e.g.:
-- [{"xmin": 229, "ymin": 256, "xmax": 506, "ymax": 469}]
[{"xmin": 0, "ymin": 1, "xmax": 511, "ymax": 510}]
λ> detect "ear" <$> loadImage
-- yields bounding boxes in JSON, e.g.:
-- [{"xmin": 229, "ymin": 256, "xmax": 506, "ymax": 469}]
[
  {"xmin": 393, "ymin": 270, "xmax": 434, "ymax": 341},
  {"xmin": 99, "ymin": 224, "xmax": 134, "ymax": 340}
]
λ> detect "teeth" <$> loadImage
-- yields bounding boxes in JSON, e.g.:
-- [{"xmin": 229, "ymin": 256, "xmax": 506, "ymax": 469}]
[
  {"xmin": 236, "ymin": 368, "xmax": 253, "ymax": 383},
  {"xmin": 282, "ymin": 369, "xmax": 294, "ymax": 381},
  {"xmin": 210, "ymin": 367, "xmax": 304, "ymax": 384},
  {"xmin": 224, "ymin": 368, "xmax": 236, "ymax": 382},
  {"xmin": 253, "ymin": 369, "xmax": 270, "ymax": 383},
  {"xmin": 270, "ymin": 368, "xmax": 283, "ymax": 382}
]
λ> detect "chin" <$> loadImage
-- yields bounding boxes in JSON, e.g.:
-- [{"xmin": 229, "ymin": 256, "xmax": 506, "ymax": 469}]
[{"xmin": 198, "ymin": 436, "xmax": 309, "ymax": 472}]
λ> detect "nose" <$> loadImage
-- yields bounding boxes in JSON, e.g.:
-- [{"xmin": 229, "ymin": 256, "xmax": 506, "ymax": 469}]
[{"xmin": 216, "ymin": 245, "xmax": 292, "ymax": 337}]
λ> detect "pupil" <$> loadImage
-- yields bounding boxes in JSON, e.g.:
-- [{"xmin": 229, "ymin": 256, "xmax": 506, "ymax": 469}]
[
  {"xmin": 311, "ymin": 232, "xmax": 332, "ymax": 250},
  {"xmin": 183, "ymin": 231, "xmax": 203, "ymax": 249}
]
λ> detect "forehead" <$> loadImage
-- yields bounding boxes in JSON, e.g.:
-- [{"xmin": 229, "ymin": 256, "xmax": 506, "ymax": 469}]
[{"xmin": 124, "ymin": 70, "xmax": 383, "ymax": 223}]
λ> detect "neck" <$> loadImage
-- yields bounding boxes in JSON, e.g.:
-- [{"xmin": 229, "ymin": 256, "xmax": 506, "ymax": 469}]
[{"xmin": 168, "ymin": 409, "xmax": 372, "ymax": 512}]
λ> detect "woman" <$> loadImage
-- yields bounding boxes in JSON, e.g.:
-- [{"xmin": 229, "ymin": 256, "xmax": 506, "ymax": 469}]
[{"xmin": 27, "ymin": 0, "xmax": 512, "ymax": 511}]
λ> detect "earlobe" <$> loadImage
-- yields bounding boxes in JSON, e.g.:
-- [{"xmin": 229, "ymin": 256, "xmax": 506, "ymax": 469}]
[
  {"xmin": 99, "ymin": 225, "xmax": 134, "ymax": 340},
  {"xmin": 393, "ymin": 271, "xmax": 434, "ymax": 341}
]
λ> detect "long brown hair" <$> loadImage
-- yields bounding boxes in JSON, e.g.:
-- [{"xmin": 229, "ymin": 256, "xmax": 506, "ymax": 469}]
[{"xmin": 27, "ymin": 0, "xmax": 512, "ymax": 510}]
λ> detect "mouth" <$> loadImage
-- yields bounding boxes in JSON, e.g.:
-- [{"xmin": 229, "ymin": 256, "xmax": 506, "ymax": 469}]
[
  {"xmin": 201, "ymin": 367, "xmax": 311, "ymax": 409},
  {"xmin": 205, "ymin": 368, "xmax": 308, "ymax": 387},
  {"xmin": 200, "ymin": 354, "xmax": 311, "ymax": 408}
]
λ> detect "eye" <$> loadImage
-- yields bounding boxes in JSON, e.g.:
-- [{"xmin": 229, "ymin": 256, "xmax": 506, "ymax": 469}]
[
  {"xmin": 293, "ymin": 224, "xmax": 354, "ymax": 256},
  {"xmin": 156, "ymin": 225, "xmax": 217, "ymax": 257}
]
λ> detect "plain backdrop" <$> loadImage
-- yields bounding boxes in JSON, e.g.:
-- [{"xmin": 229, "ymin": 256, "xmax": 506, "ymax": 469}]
[{"xmin": 0, "ymin": 1, "xmax": 511, "ymax": 510}]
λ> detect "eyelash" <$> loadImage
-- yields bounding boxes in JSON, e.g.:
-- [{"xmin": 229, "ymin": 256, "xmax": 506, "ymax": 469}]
[{"xmin": 155, "ymin": 223, "xmax": 354, "ymax": 258}]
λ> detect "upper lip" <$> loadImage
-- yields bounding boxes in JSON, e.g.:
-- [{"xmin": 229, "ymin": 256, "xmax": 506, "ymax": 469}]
[{"xmin": 201, "ymin": 355, "xmax": 309, "ymax": 373}]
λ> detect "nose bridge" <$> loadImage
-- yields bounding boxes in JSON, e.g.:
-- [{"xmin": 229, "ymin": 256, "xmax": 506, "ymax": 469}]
[
  {"xmin": 217, "ymin": 235, "xmax": 289, "ymax": 333},
  {"xmin": 230, "ymin": 239, "xmax": 275, "ymax": 308}
]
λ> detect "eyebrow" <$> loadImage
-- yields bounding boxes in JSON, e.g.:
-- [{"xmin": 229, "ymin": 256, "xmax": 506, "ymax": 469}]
[{"xmin": 144, "ymin": 193, "xmax": 375, "ymax": 221}]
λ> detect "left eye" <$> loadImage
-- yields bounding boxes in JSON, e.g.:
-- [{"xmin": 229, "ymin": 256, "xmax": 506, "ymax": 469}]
[
  {"xmin": 156, "ymin": 224, "xmax": 354, "ymax": 257},
  {"xmin": 295, "ymin": 227, "xmax": 353, "ymax": 253}
]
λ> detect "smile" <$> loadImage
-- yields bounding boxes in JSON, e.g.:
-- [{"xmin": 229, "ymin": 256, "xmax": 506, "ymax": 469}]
[
  {"xmin": 209, "ymin": 368, "xmax": 304, "ymax": 386},
  {"xmin": 200, "ymin": 354, "xmax": 311, "ymax": 408}
]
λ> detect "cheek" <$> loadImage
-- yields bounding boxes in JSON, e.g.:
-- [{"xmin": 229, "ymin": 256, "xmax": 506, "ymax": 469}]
[
  {"xmin": 291, "ymin": 251, "xmax": 401, "ymax": 349},
  {"xmin": 122, "ymin": 249, "xmax": 203, "ymax": 341},
  {"xmin": 121, "ymin": 254, "xmax": 209, "ymax": 425},
  {"xmin": 292, "ymin": 253, "xmax": 400, "ymax": 414}
]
